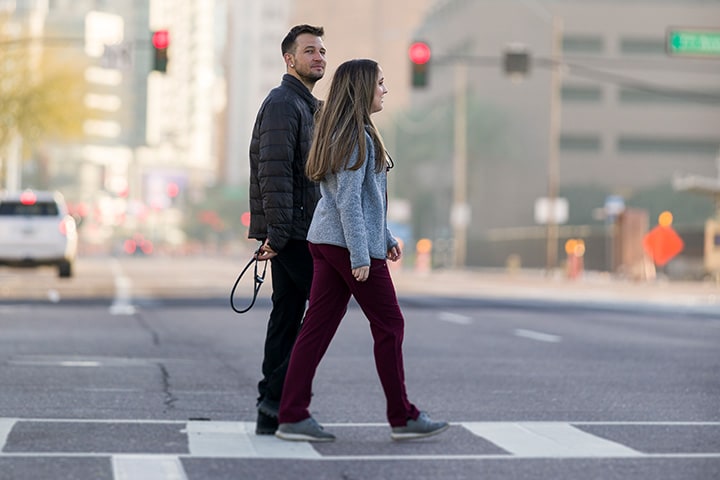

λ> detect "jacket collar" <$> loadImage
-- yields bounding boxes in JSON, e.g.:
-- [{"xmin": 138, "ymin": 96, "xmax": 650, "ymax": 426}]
[{"xmin": 282, "ymin": 74, "xmax": 319, "ymax": 110}]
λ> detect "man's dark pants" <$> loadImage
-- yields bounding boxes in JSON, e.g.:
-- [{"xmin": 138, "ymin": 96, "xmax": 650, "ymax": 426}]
[{"xmin": 257, "ymin": 239, "xmax": 313, "ymax": 406}]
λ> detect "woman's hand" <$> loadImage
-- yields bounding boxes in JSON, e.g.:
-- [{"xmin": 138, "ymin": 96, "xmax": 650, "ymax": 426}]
[
  {"xmin": 387, "ymin": 245, "xmax": 402, "ymax": 262},
  {"xmin": 352, "ymin": 266, "xmax": 370, "ymax": 282}
]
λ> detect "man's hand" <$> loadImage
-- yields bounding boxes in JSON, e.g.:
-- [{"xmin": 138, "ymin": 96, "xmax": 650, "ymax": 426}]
[
  {"xmin": 255, "ymin": 240, "xmax": 277, "ymax": 261},
  {"xmin": 352, "ymin": 266, "xmax": 369, "ymax": 282}
]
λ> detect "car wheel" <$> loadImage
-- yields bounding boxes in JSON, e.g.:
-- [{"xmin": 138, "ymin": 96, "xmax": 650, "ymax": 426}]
[{"xmin": 58, "ymin": 260, "xmax": 72, "ymax": 278}]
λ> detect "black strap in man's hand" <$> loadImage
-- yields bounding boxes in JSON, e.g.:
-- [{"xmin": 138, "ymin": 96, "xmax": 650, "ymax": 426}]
[{"xmin": 230, "ymin": 247, "xmax": 268, "ymax": 314}]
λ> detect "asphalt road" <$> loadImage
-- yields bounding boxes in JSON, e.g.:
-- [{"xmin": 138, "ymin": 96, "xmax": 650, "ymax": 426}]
[{"xmin": 0, "ymin": 257, "xmax": 718, "ymax": 480}]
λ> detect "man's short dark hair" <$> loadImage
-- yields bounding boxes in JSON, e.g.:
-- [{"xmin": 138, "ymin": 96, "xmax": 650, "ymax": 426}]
[{"xmin": 281, "ymin": 24, "xmax": 324, "ymax": 55}]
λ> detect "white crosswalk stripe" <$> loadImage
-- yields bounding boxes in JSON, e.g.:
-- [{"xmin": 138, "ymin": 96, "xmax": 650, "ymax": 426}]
[
  {"xmin": 0, "ymin": 418, "xmax": 16, "ymax": 452},
  {"xmin": 112, "ymin": 455, "xmax": 187, "ymax": 480},
  {"xmin": 184, "ymin": 421, "xmax": 320, "ymax": 459},
  {"xmin": 463, "ymin": 422, "xmax": 640, "ymax": 457}
]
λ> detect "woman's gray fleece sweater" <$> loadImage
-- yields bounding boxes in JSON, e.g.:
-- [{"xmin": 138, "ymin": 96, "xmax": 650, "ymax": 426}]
[{"xmin": 306, "ymin": 132, "xmax": 397, "ymax": 269}]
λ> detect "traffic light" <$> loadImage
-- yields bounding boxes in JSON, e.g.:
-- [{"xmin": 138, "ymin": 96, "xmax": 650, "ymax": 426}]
[
  {"xmin": 166, "ymin": 181, "xmax": 180, "ymax": 199},
  {"xmin": 408, "ymin": 41, "xmax": 431, "ymax": 88},
  {"xmin": 503, "ymin": 45, "xmax": 530, "ymax": 77},
  {"xmin": 152, "ymin": 30, "xmax": 169, "ymax": 73}
]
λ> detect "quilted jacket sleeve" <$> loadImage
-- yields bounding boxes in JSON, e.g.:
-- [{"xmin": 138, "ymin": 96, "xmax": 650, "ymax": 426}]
[{"xmin": 256, "ymin": 99, "xmax": 300, "ymax": 252}]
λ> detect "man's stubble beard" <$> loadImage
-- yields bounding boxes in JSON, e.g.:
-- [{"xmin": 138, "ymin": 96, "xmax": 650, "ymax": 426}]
[{"xmin": 298, "ymin": 68, "xmax": 324, "ymax": 88}]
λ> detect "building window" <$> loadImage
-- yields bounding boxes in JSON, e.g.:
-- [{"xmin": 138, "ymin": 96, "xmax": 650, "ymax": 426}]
[
  {"xmin": 562, "ymin": 85, "xmax": 603, "ymax": 102},
  {"xmin": 618, "ymin": 137, "xmax": 719, "ymax": 155},
  {"xmin": 620, "ymin": 37, "xmax": 665, "ymax": 55},
  {"xmin": 619, "ymin": 88, "xmax": 720, "ymax": 106},
  {"xmin": 563, "ymin": 35, "xmax": 604, "ymax": 54},
  {"xmin": 560, "ymin": 135, "xmax": 601, "ymax": 152}
]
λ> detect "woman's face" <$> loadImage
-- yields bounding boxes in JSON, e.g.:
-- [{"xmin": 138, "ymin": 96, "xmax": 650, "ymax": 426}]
[{"xmin": 371, "ymin": 66, "xmax": 388, "ymax": 114}]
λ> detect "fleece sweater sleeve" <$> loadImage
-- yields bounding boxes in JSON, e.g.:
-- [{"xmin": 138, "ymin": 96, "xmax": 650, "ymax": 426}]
[{"xmin": 334, "ymin": 148, "xmax": 370, "ymax": 269}]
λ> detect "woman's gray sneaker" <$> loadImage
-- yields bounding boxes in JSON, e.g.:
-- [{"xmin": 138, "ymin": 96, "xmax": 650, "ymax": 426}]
[
  {"xmin": 275, "ymin": 417, "xmax": 336, "ymax": 442},
  {"xmin": 390, "ymin": 412, "xmax": 450, "ymax": 440}
]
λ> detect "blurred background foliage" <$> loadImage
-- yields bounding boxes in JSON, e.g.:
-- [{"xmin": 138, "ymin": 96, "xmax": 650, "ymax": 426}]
[{"xmin": 0, "ymin": 17, "xmax": 89, "ymax": 155}]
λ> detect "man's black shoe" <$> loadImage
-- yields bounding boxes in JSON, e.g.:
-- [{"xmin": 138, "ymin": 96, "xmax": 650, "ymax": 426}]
[
  {"xmin": 256, "ymin": 411, "xmax": 278, "ymax": 435},
  {"xmin": 258, "ymin": 397, "xmax": 280, "ymax": 418}
]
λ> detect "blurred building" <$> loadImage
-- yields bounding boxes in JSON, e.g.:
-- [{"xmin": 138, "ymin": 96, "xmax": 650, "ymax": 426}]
[
  {"xmin": 2, "ymin": 0, "xmax": 153, "ymax": 253},
  {"xmin": 398, "ymin": 0, "xmax": 720, "ymax": 269},
  {"xmin": 222, "ymin": 0, "xmax": 291, "ymax": 187},
  {"xmin": 145, "ymin": 0, "xmax": 222, "ymax": 190},
  {"xmin": 288, "ymin": 0, "xmax": 434, "ymax": 116},
  {"xmin": 5, "ymin": 0, "xmax": 716, "ymax": 266},
  {"xmin": 2, "ymin": 0, "xmax": 225, "ymax": 251},
  {"xmin": 2, "ymin": 0, "xmax": 149, "ymax": 199},
  {"xmin": 220, "ymin": 0, "xmax": 435, "ymax": 187}
]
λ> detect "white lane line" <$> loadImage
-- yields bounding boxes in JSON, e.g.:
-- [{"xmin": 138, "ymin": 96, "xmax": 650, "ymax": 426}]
[
  {"xmin": 513, "ymin": 329, "xmax": 561, "ymax": 343},
  {"xmin": 439, "ymin": 312, "xmax": 473, "ymax": 325},
  {"xmin": 464, "ymin": 422, "xmax": 641, "ymax": 458},
  {"xmin": 112, "ymin": 455, "xmax": 187, "ymax": 480},
  {"xmin": 6, "ymin": 418, "xmax": 719, "ymax": 427},
  {"xmin": 109, "ymin": 258, "xmax": 136, "ymax": 315},
  {"xmin": 0, "ymin": 418, "xmax": 186, "ymax": 425},
  {"xmin": 3, "ymin": 451, "xmax": 719, "ymax": 461},
  {"xmin": 58, "ymin": 361, "xmax": 102, "ymax": 367},
  {"xmin": 1, "ymin": 452, "xmax": 719, "ymax": 460},
  {"xmin": 572, "ymin": 421, "xmax": 720, "ymax": 425},
  {"xmin": 289, "ymin": 453, "xmax": 720, "ymax": 460},
  {"xmin": 0, "ymin": 418, "xmax": 17, "ymax": 453},
  {"xmin": 185, "ymin": 421, "xmax": 319, "ymax": 459}
]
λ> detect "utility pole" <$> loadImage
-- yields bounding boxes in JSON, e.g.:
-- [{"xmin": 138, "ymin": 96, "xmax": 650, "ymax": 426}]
[
  {"xmin": 516, "ymin": 0, "xmax": 564, "ymax": 275},
  {"xmin": 545, "ymin": 16, "xmax": 563, "ymax": 275},
  {"xmin": 451, "ymin": 62, "xmax": 469, "ymax": 268},
  {"xmin": 408, "ymin": 41, "xmax": 471, "ymax": 268},
  {"xmin": 5, "ymin": 132, "xmax": 22, "ymax": 192}
]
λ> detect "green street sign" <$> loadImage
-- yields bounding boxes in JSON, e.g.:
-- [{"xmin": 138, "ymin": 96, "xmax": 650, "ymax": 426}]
[{"xmin": 667, "ymin": 28, "xmax": 720, "ymax": 57}]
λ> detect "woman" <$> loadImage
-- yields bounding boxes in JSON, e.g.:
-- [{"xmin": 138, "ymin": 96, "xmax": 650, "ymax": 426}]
[{"xmin": 275, "ymin": 59, "xmax": 449, "ymax": 442}]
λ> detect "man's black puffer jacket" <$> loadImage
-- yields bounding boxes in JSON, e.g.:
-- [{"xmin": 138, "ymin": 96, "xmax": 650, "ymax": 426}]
[{"xmin": 248, "ymin": 74, "xmax": 321, "ymax": 252}]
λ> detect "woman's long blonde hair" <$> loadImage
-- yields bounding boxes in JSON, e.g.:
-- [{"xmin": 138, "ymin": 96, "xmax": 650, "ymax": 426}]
[{"xmin": 306, "ymin": 59, "xmax": 387, "ymax": 182}]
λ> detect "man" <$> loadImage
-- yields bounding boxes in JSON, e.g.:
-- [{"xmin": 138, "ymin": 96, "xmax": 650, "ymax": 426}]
[{"xmin": 247, "ymin": 24, "xmax": 326, "ymax": 435}]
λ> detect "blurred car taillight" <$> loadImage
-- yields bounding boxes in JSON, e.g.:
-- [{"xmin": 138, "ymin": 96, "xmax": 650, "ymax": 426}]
[
  {"xmin": 58, "ymin": 217, "xmax": 76, "ymax": 236},
  {"xmin": 123, "ymin": 239, "xmax": 137, "ymax": 254},
  {"xmin": 141, "ymin": 240, "xmax": 154, "ymax": 254},
  {"xmin": 20, "ymin": 190, "xmax": 37, "ymax": 205}
]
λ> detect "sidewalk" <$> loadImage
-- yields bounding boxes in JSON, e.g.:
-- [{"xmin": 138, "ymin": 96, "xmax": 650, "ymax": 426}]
[
  {"xmin": 389, "ymin": 267, "xmax": 720, "ymax": 314},
  {"xmin": 19, "ymin": 255, "xmax": 712, "ymax": 315},
  {"xmin": 222, "ymin": 247, "xmax": 718, "ymax": 315}
]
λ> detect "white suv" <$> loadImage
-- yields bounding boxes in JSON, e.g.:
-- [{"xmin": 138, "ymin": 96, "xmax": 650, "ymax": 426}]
[{"xmin": 0, "ymin": 190, "xmax": 78, "ymax": 278}]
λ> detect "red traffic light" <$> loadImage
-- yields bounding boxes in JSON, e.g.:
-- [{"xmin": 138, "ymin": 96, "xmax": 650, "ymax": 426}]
[
  {"xmin": 152, "ymin": 30, "xmax": 170, "ymax": 50},
  {"xmin": 152, "ymin": 30, "xmax": 169, "ymax": 72},
  {"xmin": 166, "ymin": 181, "xmax": 179, "ymax": 198},
  {"xmin": 408, "ymin": 41, "xmax": 431, "ymax": 65}
]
